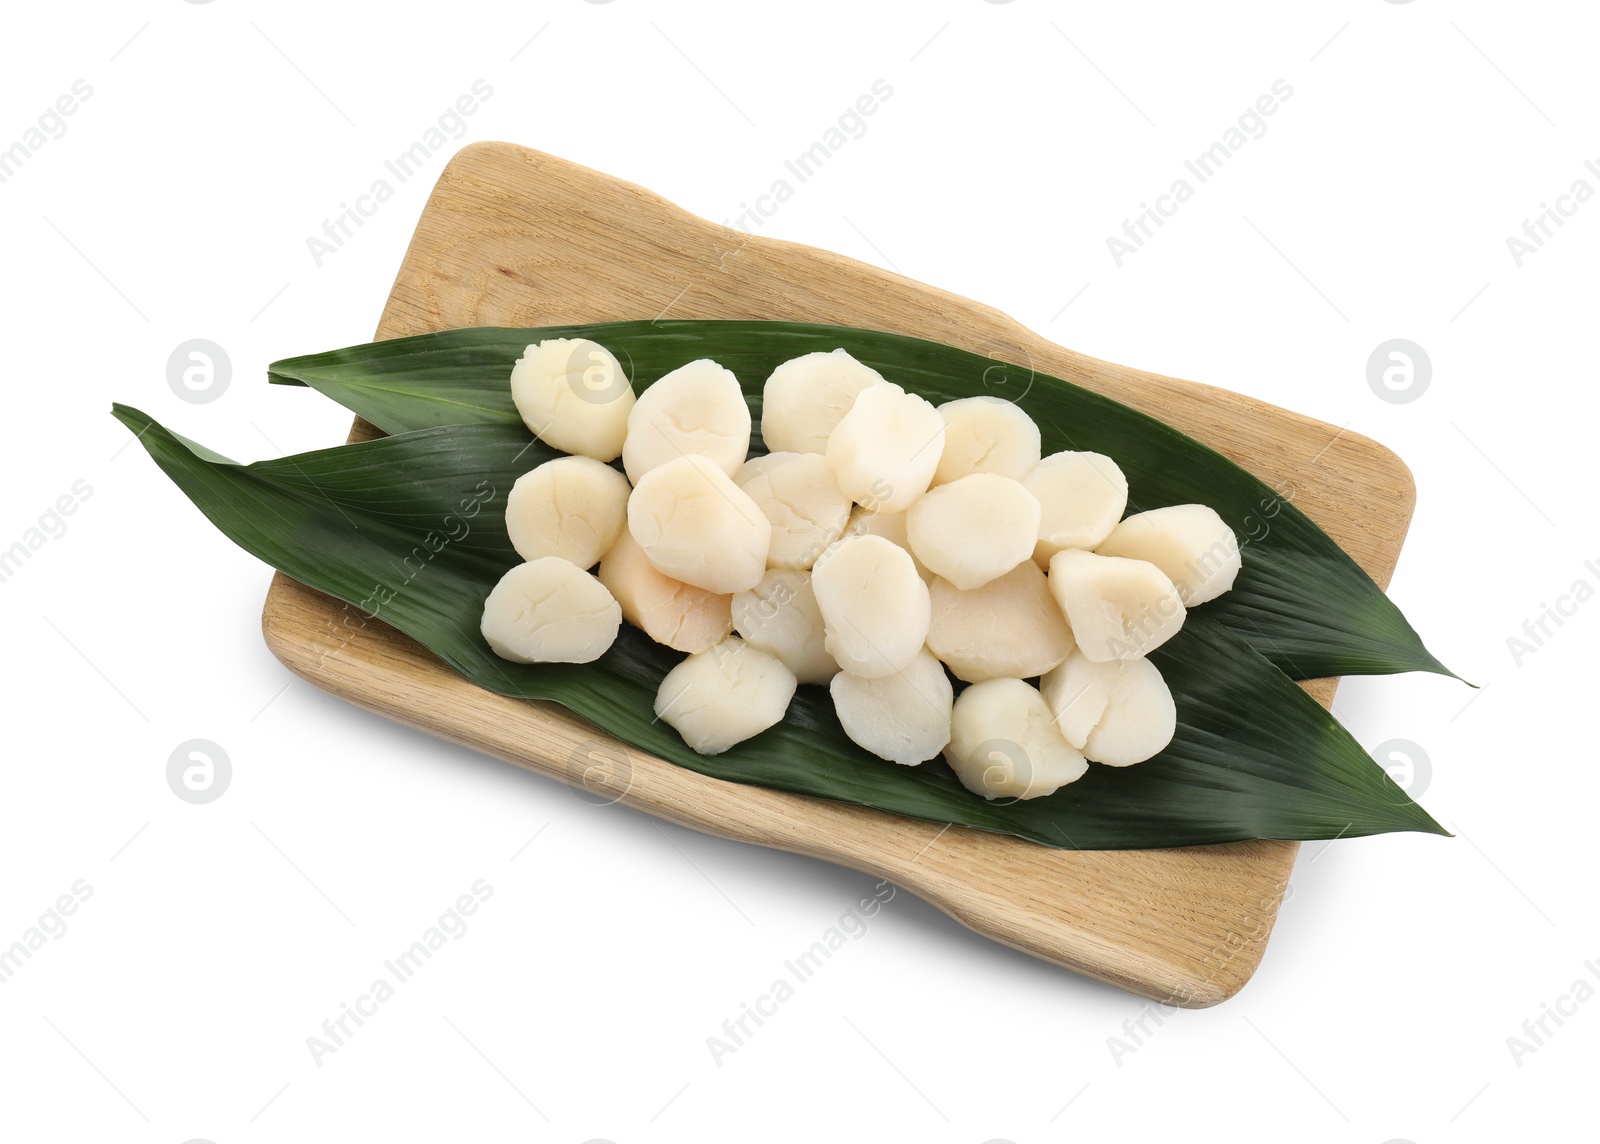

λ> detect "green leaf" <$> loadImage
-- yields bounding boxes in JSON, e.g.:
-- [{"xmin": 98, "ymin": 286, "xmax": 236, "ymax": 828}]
[
  {"xmin": 270, "ymin": 321, "xmax": 1456, "ymax": 682},
  {"xmin": 113, "ymin": 403, "xmax": 1447, "ymax": 849}
]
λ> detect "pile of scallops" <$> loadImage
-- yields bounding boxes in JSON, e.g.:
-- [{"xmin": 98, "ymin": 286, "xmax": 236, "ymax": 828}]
[{"xmin": 479, "ymin": 338, "xmax": 1241, "ymax": 802}]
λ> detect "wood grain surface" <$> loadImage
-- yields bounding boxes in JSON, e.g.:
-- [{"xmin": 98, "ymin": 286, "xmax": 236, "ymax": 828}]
[{"xmin": 261, "ymin": 142, "xmax": 1416, "ymax": 1006}]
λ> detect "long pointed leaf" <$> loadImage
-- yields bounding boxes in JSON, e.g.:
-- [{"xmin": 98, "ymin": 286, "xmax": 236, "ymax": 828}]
[
  {"xmin": 269, "ymin": 321, "xmax": 1455, "ymax": 682},
  {"xmin": 114, "ymin": 403, "xmax": 1447, "ymax": 849}
]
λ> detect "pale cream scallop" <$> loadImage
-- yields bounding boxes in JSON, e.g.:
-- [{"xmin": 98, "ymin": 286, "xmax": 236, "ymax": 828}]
[
  {"xmin": 825, "ymin": 383, "xmax": 944, "ymax": 513},
  {"xmin": 830, "ymin": 647, "xmax": 953, "ymax": 766},
  {"xmin": 627, "ymin": 454, "xmax": 770, "ymax": 594},
  {"xmin": 843, "ymin": 506, "xmax": 933, "ymax": 581},
  {"xmin": 1082, "ymin": 659, "xmax": 1177, "ymax": 766},
  {"xmin": 1040, "ymin": 650, "xmax": 1176, "ymax": 766},
  {"xmin": 598, "ymin": 529, "xmax": 733, "ymax": 654},
  {"xmin": 906, "ymin": 473, "xmax": 1041, "ymax": 590},
  {"xmin": 1024, "ymin": 450, "xmax": 1129, "ymax": 564},
  {"xmin": 731, "ymin": 569, "xmax": 839, "ymax": 685},
  {"xmin": 509, "ymin": 339, "xmax": 634, "ymax": 462},
  {"xmin": 505, "ymin": 456, "xmax": 631, "ymax": 569},
  {"xmin": 932, "ymin": 396, "xmax": 1042, "ymax": 485},
  {"xmin": 1097, "ymin": 504, "xmax": 1242, "ymax": 606},
  {"xmin": 811, "ymin": 535, "xmax": 930, "ymax": 679},
  {"xmin": 654, "ymin": 637, "xmax": 798, "ymax": 755},
  {"xmin": 622, "ymin": 358, "xmax": 751, "ymax": 484},
  {"xmin": 1047, "ymin": 549, "xmax": 1185, "ymax": 662},
  {"xmin": 946, "ymin": 678, "xmax": 1088, "ymax": 801},
  {"xmin": 925, "ymin": 562, "xmax": 1074, "ymax": 683},
  {"xmin": 734, "ymin": 452, "xmax": 851, "ymax": 571},
  {"xmin": 760, "ymin": 348, "xmax": 889, "ymax": 454},
  {"xmin": 1036, "ymin": 649, "xmax": 1108, "ymax": 750},
  {"xmin": 480, "ymin": 558, "xmax": 622, "ymax": 664}
]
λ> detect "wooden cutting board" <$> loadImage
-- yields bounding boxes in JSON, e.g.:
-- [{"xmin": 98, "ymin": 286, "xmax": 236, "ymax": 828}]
[{"xmin": 261, "ymin": 142, "xmax": 1416, "ymax": 1006}]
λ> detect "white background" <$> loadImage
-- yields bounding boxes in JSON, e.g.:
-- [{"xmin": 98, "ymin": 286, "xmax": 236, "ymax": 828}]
[{"xmin": 1, "ymin": 1, "xmax": 1594, "ymax": 1141}]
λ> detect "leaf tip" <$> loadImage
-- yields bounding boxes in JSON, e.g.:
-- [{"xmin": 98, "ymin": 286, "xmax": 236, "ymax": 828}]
[
  {"xmin": 267, "ymin": 359, "xmax": 310, "ymax": 387},
  {"xmin": 110, "ymin": 402, "xmax": 148, "ymax": 431},
  {"xmin": 1410, "ymin": 803, "xmax": 1453, "ymax": 838},
  {"xmin": 1415, "ymin": 643, "xmax": 1473, "ymax": 688}
]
